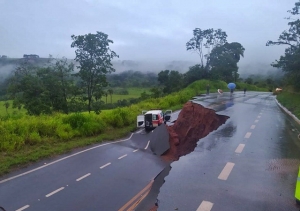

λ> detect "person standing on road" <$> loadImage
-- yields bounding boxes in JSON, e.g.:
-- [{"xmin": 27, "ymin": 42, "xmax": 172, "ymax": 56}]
[
  {"xmin": 206, "ymin": 84, "xmax": 210, "ymax": 95},
  {"xmin": 244, "ymin": 87, "xmax": 247, "ymax": 94}
]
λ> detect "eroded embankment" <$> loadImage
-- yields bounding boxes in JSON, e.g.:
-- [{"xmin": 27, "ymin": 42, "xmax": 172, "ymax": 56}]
[{"xmin": 161, "ymin": 101, "xmax": 229, "ymax": 161}]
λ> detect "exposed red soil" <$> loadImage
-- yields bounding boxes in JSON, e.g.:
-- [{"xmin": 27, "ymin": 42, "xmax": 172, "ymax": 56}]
[{"xmin": 161, "ymin": 101, "xmax": 229, "ymax": 161}]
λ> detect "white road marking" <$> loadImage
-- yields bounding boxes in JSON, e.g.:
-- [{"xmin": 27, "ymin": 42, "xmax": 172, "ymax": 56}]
[
  {"xmin": 144, "ymin": 140, "xmax": 150, "ymax": 149},
  {"xmin": 45, "ymin": 187, "xmax": 64, "ymax": 197},
  {"xmin": 135, "ymin": 130, "xmax": 143, "ymax": 134},
  {"xmin": 133, "ymin": 149, "xmax": 139, "ymax": 152},
  {"xmin": 244, "ymin": 132, "xmax": 252, "ymax": 139},
  {"xmin": 76, "ymin": 173, "xmax": 91, "ymax": 181},
  {"xmin": 196, "ymin": 200, "xmax": 214, "ymax": 211},
  {"xmin": 0, "ymin": 133, "xmax": 134, "ymax": 184},
  {"xmin": 259, "ymin": 113, "xmax": 262, "ymax": 115},
  {"xmin": 235, "ymin": 144, "xmax": 245, "ymax": 153},
  {"xmin": 218, "ymin": 162, "xmax": 235, "ymax": 180},
  {"xmin": 255, "ymin": 120, "xmax": 259, "ymax": 123},
  {"xmin": 16, "ymin": 205, "xmax": 30, "ymax": 211},
  {"xmin": 118, "ymin": 154, "xmax": 127, "ymax": 160},
  {"xmin": 100, "ymin": 162, "xmax": 111, "ymax": 169},
  {"xmin": 258, "ymin": 116, "xmax": 261, "ymax": 118},
  {"xmin": 250, "ymin": 125, "xmax": 256, "ymax": 129}
]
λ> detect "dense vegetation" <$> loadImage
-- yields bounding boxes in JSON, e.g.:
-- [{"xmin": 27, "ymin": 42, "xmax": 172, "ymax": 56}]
[
  {"xmin": 0, "ymin": 80, "xmax": 233, "ymax": 175},
  {"xmin": 266, "ymin": 1, "xmax": 300, "ymax": 91}
]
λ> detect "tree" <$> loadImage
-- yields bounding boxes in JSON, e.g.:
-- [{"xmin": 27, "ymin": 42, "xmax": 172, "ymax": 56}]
[
  {"xmin": 107, "ymin": 89, "xmax": 113, "ymax": 104},
  {"xmin": 8, "ymin": 57, "xmax": 75, "ymax": 115},
  {"xmin": 3, "ymin": 101, "xmax": 9, "ymax": 114},
  {"xmin": 71, "ymin": 31, "xmax": 119, "ymax": 113},
  {"xmin": 183, "ymin": 64, "xmax": 208, "ymax": 86},
  {"xmin": 186, "ymin": 28, "xmax": 227, "ymax": 67},
  {"xmin": 157, "ymin": 70, "xmax": 184, "ymax": 94},
  {"xmin": 207, "ymin": 42, "xmax": 245, "ymax": 82},
  {"xmin": 266, "ymin": 1, "xmax": 300, "ymax": 90}
]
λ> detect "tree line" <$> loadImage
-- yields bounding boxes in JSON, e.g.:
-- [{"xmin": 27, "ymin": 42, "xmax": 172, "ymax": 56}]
[
  {"xmin": 4, "ymin": 22, "xmax": 289, "ymax": 115},
  {"xmin": 266, "ymin": 0, "xmax": 300, "ymax": 91}
]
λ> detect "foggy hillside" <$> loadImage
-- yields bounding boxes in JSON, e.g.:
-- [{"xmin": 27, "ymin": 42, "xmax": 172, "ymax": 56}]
[{"xmin": 0, "ymin": 57, "xmax": 285, "ymax": 83}]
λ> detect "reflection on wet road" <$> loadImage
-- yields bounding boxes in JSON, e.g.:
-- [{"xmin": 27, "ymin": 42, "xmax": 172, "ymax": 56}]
[{"xmin": 157, "ymin": 91, "xmax": 300, "ymax": 211}]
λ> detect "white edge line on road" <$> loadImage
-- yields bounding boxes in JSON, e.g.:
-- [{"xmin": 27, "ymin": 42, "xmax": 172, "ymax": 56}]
[
  {"xmin": 76, "ymin": 173, "xmax": 91, "ymax": 182},
  {"xmin": 133, "ymin": 149, "xmax": 139, "ymax": 152},
  {"xmin": 16, "ymin": 205, "xmax": 30, "ymax": 211},
  {"xmin": 144, "ymin": 140, "xmax": 150, "ymax": 150},
  {"xmin": 100, "ymin": 162, "xmax": 111, "ymax": 169},
  {"xmin": 196, "ymin": 200, "xmax": 214, "ymax": 211},
  {"xmin": 218, "ymin": 162, "xmax": 235, "ymax": 180},
  {"xmin": 118, "ymin": 154, "xmax": 127, "ymax": 160},
  {"xmin": 135, "ymin": 129, "xmax": 143, "ymax": 134},
  {"xmin": 235, "ymin": 144, "xmax": 245, "ymax": 153},
  {"xmin": 0, "ymin": 133, "xmax": 134, "ymax": 184},
  {"xmin": 45, "ymin": 187, "xmax": 64, "ymax": 197},
  {"xmin": 244, "ymin": 132, "xmax": 252, "ymax": 139}
]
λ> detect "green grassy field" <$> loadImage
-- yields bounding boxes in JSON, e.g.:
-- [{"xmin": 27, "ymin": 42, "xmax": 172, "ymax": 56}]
[
  {"xmin": 0, "ymin": 88, "xmax": 150, "ymax": 116},
  {"xmin": 0, "ymin": 100, "xmax": 27, "ymax": 116},
  {"xmin": 101, "ymin": 87, "xmax": 150, "ymax": 104}
]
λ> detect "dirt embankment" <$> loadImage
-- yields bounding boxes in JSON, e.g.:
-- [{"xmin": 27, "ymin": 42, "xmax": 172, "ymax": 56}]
[{"xmin": 162, "ymin": 101, "xmax": 229, "ymax": 161}]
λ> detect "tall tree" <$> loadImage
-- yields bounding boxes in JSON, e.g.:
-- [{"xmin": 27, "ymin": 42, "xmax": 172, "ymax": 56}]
[
  {"xmin": 266, "ymin": 1, "xmax": 300, "ymax": 90},
  {"xmin": 186, "ymin": 28, "xmax": 227, "ymax": 67},
  {"xmin": 157, "ymin": 70, "xmax": 183, "ymax": 94},
  {"xmin": 207, "ymin": 42, "xmax": 245, "ymax": 82},
  {"xmin": 107, "ymin": 89, "xmax": 113, "ymax": 104},
  {"xmin": 71, "ymin": 31, "xmax": 119, "ymax": 113}
]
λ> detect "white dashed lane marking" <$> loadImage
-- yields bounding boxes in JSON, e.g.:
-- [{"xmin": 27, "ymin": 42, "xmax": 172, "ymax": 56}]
[
  {"xmin": 250, "ymin": 125, "xmax": 256, "ymax": 129},
  {"xmin": 133, "ymin": 149, "xmax": 139, "ymax": 152},
  {"xmin": 100, "ymin": 162, "xmax": 111, "ymax": 169},
  {"xmin": 118, "ymin": 154, "xmax": 127, "ymax": 160},
  {"xmin": 218, "ymin": 162, "xmax": 235, "ymax": 181},
  {"xmin": 45, "ymin": 187, "xmax": 64, "ymax": 197},
  {"xmin": 244, "ymin": 132, "xmax": 252, "ymax": 139},
  {"xmin": 196, "ymin": 201, "xmax": 214, "ymax": 211},
  {"xmin": 16, "ymin": 205, "xmax": 30, "ymax": 211},
  {"xmin": 255, "ymin": 120, "xmax": 259, "ymax": 123},
  {"xmin": 76, "ymin": 173, "xmax": 91, "ymax": 182},
  {"xmin": 235, "ymin": 144, "xmax": 245, "ymax": 153}
]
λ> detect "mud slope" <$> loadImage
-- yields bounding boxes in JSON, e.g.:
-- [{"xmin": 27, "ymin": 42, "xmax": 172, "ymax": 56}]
[{"xmin": 162, "ymin": 101, "xmax": 229, "ymax": 161}]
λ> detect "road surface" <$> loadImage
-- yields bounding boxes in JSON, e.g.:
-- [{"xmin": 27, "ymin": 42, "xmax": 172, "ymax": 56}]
[{"xmin": 156, "ymin": 91, "xmax": 300, "ymax": 211}]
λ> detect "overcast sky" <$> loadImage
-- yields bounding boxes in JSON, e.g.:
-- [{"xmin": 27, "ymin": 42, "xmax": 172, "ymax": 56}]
[{"xmin": 0, "ymin": 0, "xmax": 297, "ymax": 73}]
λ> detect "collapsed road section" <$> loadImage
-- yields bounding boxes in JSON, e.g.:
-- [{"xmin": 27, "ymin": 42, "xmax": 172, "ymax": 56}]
[{"xmin": 135, "ymin": 101, "xmax": 229, "ymax": 211}]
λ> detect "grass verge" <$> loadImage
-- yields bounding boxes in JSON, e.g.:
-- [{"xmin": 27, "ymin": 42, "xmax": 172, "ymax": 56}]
[
  {"xmin": 0, "ymin": 125, "xmax": 136, "ymax": 177},
  {"xmin": 276, "ymin": 92, "xmax": 300, "ymax": 120}
]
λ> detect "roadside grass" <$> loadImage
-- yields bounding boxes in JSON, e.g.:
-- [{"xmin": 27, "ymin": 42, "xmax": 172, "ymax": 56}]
[
  {"xmin": 276, "ymin": 92, "xmax": 300, "ymax": 120},
  {"xmin": 0, "ymin": 125, "xmax": 136, "ymax": 176},
  {"xmin": 0, "ymin": 80, "xmax": 266, "ymax": 176}
]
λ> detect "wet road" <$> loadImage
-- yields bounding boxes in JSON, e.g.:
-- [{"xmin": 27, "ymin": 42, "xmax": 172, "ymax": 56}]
[
  {"xmin": 0, "ymin": 111, "xmax": 180, "ymax": 211},
  {"xmin": 157, "ymin": 91, "xmax": 300, "ymax": 211}
]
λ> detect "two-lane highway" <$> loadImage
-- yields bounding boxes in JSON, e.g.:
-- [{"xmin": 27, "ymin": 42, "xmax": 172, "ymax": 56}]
[
  {"xmin": 157, "ymin": 92, "xmax": 300, "ymax": 211},
  {"xmin": 0, "ymin": 111, "xmax": 181, "ymax": 211}
]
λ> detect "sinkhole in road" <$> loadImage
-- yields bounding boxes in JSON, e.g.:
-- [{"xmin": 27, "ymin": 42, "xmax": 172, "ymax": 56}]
[{"xmin": 136, "ymin": 101, "xmax": 229, "ymax": 211}]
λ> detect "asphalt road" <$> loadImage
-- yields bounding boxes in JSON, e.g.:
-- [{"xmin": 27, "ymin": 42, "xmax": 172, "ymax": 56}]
[
  {"xmin": 157, "ymin": 91, "xmax": 300, "ymax": 211},
  {"xmin": 1, "ymin": 92, "xmax": 299, "ymax": 211},
  {"xmin": 0, "ymin": 111, "xmax": 180, "ymax": 211}
]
